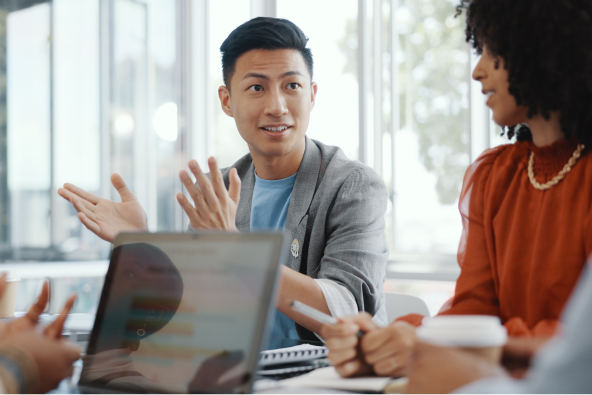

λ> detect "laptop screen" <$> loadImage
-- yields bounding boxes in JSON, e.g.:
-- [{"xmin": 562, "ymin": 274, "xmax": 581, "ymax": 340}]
[{"xmin": 79, "ymin": 232, "xmax": 283, "ymax": 394}]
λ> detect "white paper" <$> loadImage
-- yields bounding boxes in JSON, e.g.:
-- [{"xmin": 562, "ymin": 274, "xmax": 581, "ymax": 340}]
[{"xmin": 279, "ymin": 366, "xmax": 396, "ymax": 392}]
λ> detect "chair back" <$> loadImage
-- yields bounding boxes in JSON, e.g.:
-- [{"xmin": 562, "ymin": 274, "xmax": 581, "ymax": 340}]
[{"xmin": 385, "ymin": 292, "xmax": 430, "ymax": 323}]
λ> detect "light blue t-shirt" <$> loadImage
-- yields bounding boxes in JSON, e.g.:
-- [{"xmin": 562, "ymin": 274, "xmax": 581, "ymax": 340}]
[{"xmin": 250, "ymin": 171, "xmax": 299, "ymax": 344}]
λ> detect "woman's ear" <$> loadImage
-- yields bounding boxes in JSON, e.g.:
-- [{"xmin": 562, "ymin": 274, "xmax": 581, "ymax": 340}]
[{"xmin": 219, "ymin": 86, "xmax": 233, "ymax": 117}]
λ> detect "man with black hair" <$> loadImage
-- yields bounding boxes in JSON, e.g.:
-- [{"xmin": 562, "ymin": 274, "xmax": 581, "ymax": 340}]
[{"xmin": 58, "ymin": 17, "xmax": 388, "ymax": 341}]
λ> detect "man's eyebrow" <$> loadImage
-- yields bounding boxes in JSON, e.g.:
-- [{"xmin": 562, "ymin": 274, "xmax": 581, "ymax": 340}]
[
  {"xmin": 242, "ymin": 70, "xmax": 305, "ymax": 80},
  {"xmin": 281, "ymin": 70, "xmax": 304, "ymax": 78},
  {"xmin": 242, "ymin": 72, "xmax": 269, "ymax": 80}
]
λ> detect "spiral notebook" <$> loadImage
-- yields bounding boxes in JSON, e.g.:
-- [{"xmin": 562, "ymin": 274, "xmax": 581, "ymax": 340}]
[{"xmin": 259, "ymin": 344, "xmax": 328, "ymax": 366}]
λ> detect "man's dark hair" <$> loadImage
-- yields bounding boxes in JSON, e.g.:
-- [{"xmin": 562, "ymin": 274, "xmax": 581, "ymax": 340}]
[
  {"xmin": 457, "ymin": 0, "xmax": 592, "ymax": 143},
  {"xmin": 220, "ymin": 17, "xmax": 313, "ymax": 89}
]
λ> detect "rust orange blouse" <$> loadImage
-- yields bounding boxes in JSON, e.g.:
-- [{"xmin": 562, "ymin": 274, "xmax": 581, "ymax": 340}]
[{"xmin": 400, "ymin": 138, "xmax": 592, "ymax": 336}]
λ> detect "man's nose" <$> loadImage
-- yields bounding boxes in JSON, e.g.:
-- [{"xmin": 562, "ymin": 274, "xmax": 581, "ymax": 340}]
[{"xmin": 264, "ymin": 88, "xmax": 288, "ymax": 117}]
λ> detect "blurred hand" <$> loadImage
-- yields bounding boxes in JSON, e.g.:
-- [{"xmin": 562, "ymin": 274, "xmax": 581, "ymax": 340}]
[
  {"xmin": 406, "ymin": 342, "xmax": 504, "ymax": 394},
  {"xmin": 0, "ymin": 275, "xmax": 82, "ymax": 392},
  {"xmin": 177, "ymin": 157, "xmax": 240, "ymax": 231},
  {"xmin": 7, "ymin": 329, "xmax": 82, "ymax": 393},
  {"xmin": 0, "ymin": 279, "xmax": 75, "ymax": 340},
  {"xmin": 502, "ymin": 336, "xmax": 550, "ymax": 378},
  {"xmin": 57, "ymin": 174, "xmax": 148, "ymax": 243}
]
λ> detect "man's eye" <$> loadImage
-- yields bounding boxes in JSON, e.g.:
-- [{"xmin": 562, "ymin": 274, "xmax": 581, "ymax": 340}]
[
  {"xmin": 249, "ymin": 85, "xmax": 264, "ymax": 92},
  {"xmin": 287, "ymin": 83, "xmax": 300, "ymax": 89}
]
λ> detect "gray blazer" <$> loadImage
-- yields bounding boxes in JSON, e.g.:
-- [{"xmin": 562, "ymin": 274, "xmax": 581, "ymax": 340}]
[{"xmin": 201, "ymin": 137, "xmax": 388, "ymax": 337}]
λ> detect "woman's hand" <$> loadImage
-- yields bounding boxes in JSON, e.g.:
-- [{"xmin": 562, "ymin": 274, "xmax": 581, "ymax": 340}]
[
  {"xmin": 406, "ymin": 342, "xmax": 504, "ymax": 394},
  {"xmin": 502, "ymin": 336, "xmax": 550, "ymax": 378},
  {"xmin": 177, "ymin": 157, "xmax": 240, "ymax": 231},
  {"xmin": 359, "ymin": 320, "xmax": 416, "ymax": 377},
  {"xmin": 58, "ymin": 174, "xmax": 148, "ymax": 243}
]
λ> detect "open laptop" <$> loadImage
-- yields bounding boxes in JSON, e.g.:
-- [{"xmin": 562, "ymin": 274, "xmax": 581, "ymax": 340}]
[{"xmin": 75, "ymin": 232, "xmax": 285, "ymax": 394}]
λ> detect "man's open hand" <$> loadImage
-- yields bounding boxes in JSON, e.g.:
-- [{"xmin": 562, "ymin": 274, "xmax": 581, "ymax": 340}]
[
  {"xmin": 177, "ymin": 157, "xmax": 240, "ymax": 231},
  {"xmin": 57, "ymin": 174, "xmax": 148, "ymax": 243}
]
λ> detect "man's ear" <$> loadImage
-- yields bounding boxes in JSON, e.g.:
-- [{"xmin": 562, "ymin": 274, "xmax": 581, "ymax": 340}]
[
  {"xmin": 218, "ymin": 86, "xmax": 233, "ymax": 117},
  {"xmin": 310, "ymin": 82, "xmax": 318, "ymax": 110}
]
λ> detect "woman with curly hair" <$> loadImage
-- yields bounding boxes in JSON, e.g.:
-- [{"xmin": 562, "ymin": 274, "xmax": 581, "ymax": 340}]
[{"xmin": 319, "ymin": 0, "xmax": 592, "ymax": 378}]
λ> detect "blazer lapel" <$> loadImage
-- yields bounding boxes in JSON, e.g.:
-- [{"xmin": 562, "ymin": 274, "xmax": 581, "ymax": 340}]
[
  {"xmin": 285, "ymin": 137, "xmax": 322, "ymax": 232},
  {"xmin": 235, "ymin": 162, "xmax": 255, "ymax": 232}
]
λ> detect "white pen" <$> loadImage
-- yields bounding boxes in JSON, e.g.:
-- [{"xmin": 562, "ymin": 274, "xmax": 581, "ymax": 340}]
[
  {"xmin": 291, "ymin": 300, "xmax": 365, "ymax": 337},
  {"xmin": 291, "ymin": 300, "xmax": 338, "ymax": 325}
]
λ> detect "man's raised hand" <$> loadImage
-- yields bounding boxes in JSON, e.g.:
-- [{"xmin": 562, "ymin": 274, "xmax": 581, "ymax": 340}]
[
  {"xmin": 57, "ymin": 173, "xmax": 148, "ymax": 243},
  {"xmin": 177, "ymin": 157, "xmax": 241, "ymax": 231}
]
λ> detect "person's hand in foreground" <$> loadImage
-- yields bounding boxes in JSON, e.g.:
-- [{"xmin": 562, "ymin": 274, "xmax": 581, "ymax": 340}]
[
  {"xmin": 57, "ymin": 174, "xmax": 148, "ymax": 243},
  {"xmin": 177, "ymin": 157, "xmax": 241, "ymax": 231},
  {"xmin": 406, "ymin": 342, "xmax": 505, "ymax": 394},
  {"xmin": 320, "ymin": 312, "xmax": 416, "ymax": 378},
  {"xmin": 0, "ymin": 275, "xmax": 83, "ymax": 393},
  {"xmin": 502, "ymin": 336, "xmax": 550, "ymax": 379}
]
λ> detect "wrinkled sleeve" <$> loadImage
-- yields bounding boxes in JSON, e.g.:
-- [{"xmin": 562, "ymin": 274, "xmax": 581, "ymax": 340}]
[
  {"xmin": 317, "ymin": 168, "xmax": 389, "ymax": 326},
  {"xmin": 0, "ymin": 345, "xmax": 40, "ymax": 394},
  {"xmin": 398, "ymin": 148, "xmax": 504, "ymax": 326}
]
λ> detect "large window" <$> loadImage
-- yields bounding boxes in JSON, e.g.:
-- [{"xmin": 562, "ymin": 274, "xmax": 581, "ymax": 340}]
[
  {"xmin": 277, "ymin": 0, "xmax": 360, "ymax": 161},
  {"xmin": 1, "ymin": 0, "xmax": 498, "ymax": 312}
]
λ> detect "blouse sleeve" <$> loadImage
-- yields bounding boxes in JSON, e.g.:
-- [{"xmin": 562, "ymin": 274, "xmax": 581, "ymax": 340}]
[
  {"xmin": 397, "ymin": 147, "xmax": 507, "ymax": 326},
  {"xmin": 438, "ymin": 147, "xmax": 503, "ymax": 317}
]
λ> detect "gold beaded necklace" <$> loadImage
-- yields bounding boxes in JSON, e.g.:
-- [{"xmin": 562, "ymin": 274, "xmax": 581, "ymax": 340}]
[{"xmin": 528, "ymin": 144, "xmax": 585, "ymax": 190}]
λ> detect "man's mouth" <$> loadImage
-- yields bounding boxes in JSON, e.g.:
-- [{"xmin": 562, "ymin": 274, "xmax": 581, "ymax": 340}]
[
  {"xmin": 260, "ymin": 125, "xmax": 292, "ymax": 137},
  {"xmin": 261, "ymin": 126, "xmax": 291, "ymax": 132}
]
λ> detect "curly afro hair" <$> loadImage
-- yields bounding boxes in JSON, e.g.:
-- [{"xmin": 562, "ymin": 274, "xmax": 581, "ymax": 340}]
[{"xmin": 457, "ymin": 0, "xmax": 592, "ymax": 143}]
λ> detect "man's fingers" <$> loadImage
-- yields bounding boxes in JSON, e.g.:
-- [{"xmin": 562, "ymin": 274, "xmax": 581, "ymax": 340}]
[
  {"xmin": 188, "ymin": 160, "xmax": 222, "ymax": 212},
  {"xmin": 179, "ymin": 171, "xmax": 212, "ymax": 221},
  {"xmin": 26, "ymin": 281, "xmax": 49, "ymax": 322},
  {"xmin": 350, "ymin": 312, "xmax": 379, "ymax": 332},
  {"xmin": 325, "ymin": 334, "xmax": 359, "ymax": 351},
  {"xmin": 327, "ymin": 347, "xmax": 358, "ymax": 366},
  {"xmin": 77, "ymin": 212, "xmax": 102, "ymax": 236},
  {"xmin": 111, "ymin": 173, "xmax": 137, "ymax": 202},
  {"xmin": 320, "ymin": 322, "xmax": 360, "ymax": 339},
  {"xmin": 45, "ymin": 294, "xmax": 76, "ymax": 339},
  {"xmin": 71, "ymin": 198, "xmax": 97, "ymax": 222},
  {"xmin": 335, "ymin": 359, "xmax": 371, "ymax": 378},
  {"xmin": 207, "ymin": 157, "xmax": 229, "ymax": 202},
  {"xmin": 63, "ymin": 183, "xmax": 100, "ymax": 204},
  {"xmin": 228, "ymin": 168, "xmax": 241, "ymax": 205},
  {"xmin": 177, "ymin": 193, "xmax": 206, "ymax": 228}
]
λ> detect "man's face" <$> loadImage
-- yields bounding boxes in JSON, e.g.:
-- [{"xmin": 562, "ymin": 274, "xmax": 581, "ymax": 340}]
[{"xmin": 218, "ymin": 49, "xmax": 317, "ymax": 158}]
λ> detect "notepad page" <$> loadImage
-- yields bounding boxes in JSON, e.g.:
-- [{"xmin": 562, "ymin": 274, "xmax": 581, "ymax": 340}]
[
  {"xmin": 279, "ymin": 367, "xmax": 397, "ymax": 392},
  {"xmin": 259, "ymin": 344, "xmax": 328, "ymax": 366}
]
